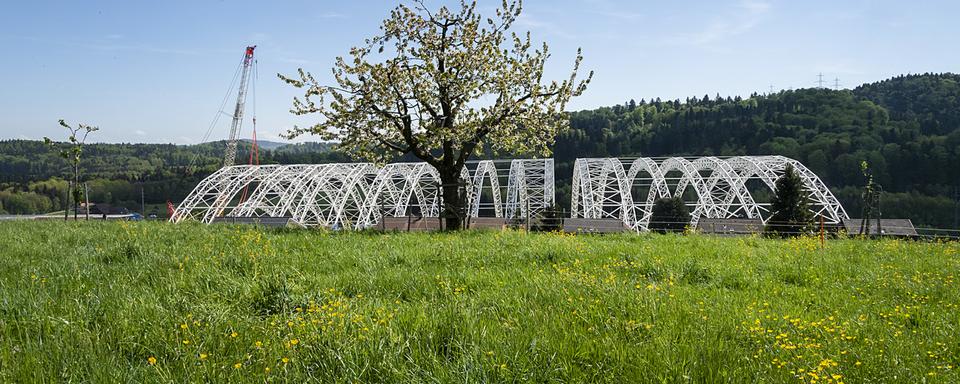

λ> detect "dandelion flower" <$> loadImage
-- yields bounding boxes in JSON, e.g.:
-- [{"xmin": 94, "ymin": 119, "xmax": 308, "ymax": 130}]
[
  {"xmin": 234, "ymin": 362, "xmax": 242, "ymax": 369},
  {"xmin": 230, "ymin": 331, "xmax": 238, "ymax": 338},
  {"xmin": 199, "ymin": 353, "xmax": 208, "ymax": 360},
  {"xmin": 147, "ymin": 356, "xmax": 157, "ymax": 365},
  {"xmin": 282, "ymin": 357, "xmax": 290, "ymax": 364}
]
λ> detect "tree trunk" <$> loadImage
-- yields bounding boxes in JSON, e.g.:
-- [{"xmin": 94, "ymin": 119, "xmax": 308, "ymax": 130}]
[{"xmin": 438, "ymin": 167, "xmax": 466, "ymax": 231}]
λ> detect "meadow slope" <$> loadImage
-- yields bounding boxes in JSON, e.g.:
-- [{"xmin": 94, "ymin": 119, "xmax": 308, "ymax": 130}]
[{"xmin": 0, "ymin": 221, "xmax": 957, "ymax": 383}]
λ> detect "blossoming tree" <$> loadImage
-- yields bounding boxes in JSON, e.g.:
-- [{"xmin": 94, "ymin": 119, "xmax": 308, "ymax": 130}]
[{"xmin": 280, "ymin": 0, "xmax": 591, "ymax": 229}]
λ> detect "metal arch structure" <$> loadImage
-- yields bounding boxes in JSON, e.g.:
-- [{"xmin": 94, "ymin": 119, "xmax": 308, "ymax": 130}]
[
  {"xmin": 570, "ymin": 158, "xmax": 635, "ymax": 225},
  {"xmin": 287, "ymin": 163, "xmax": 378, "ymax": 228},
  {"xmin": 625, "ymin": 157, "xmax": 671, "ymax": 230},
  {"xmin": 505, "ymin": 159, "xmax": 555, "ymax": 219},
  {"xmin": 173, "ymin": 159, "xmax": 555, "ymax": 229},
  {"xmin": 171, "ymin": 163, "xmax": 378, "ymax": 228},
  {"xmin": 755, "ymin": 156, "xmax": 849, "ymax": 224},
  {"xmin": 569, "ymin": 156, "xmax": 849, "ymax": 231},
  {"xmin": 355, "ymin": 162, "xmax": 444, "ymax": 229},
  {"xmin": 467, "ymin": 160, "xmax": 503, "ymax": 218},
  {"xmin": 172, "ymin": 156, "xmax": 845, "ymax": 232}
]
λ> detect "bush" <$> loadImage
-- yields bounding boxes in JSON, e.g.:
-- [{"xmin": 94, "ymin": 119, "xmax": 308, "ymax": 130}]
[
  {"xmin": 648, "ymin": 197, "xmax": 690, "ymax": 233},
  {"xmin": 765, "ymin": 164, "xmax": 813, "ymax": 237}
]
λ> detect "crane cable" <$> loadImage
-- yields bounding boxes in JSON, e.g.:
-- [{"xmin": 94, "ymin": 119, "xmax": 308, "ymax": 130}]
[{"xmin": 186, "ymin": 57, "xmax": 245, "ymax": 174}]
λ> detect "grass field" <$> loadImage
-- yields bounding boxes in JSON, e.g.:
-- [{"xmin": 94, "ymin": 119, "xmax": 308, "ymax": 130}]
[{"xmin": 0, "ymin": 221, "xmax": 957, "ymax": 382}]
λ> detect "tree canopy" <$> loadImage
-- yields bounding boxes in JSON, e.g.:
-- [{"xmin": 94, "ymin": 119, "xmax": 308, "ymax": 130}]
[
  {"xmin": 764, "ymin": 165, "xmax": 813, "ymax": 236},
  {"xmin": 279, "ymin": 0, "xmax": 591, "ymax": 229},
  {"xmin": 280, "ymin": 0, "xmax": 591, "ymax": 165}
]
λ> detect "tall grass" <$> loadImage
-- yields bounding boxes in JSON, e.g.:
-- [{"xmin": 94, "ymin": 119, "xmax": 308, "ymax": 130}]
[{"xmin": 0, "ymin": 221, "xmax": 956, "ymax": 382}]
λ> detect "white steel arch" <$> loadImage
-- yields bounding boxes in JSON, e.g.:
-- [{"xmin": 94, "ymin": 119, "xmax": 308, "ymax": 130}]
[
  {"xmin": 288, "ymin": 163, "xmax": 378, "ymax": 228},
  {"xmin": 172, "ymin": 156, "xmax": 846, "ymax": 232},
  {"xmin": 505, "ymin": 159, "xmax": 555, "ymax": 219},
  {"xmin": 170, "ymin": 164, "xmax": 378, "ymax": 228},
  {"xmin": 626, "ymin": 157, "xmax": 672, "ymax": 230},
  {"xmin": 174, "ymin": 160, "xmax": 555, "ymax": 230},
  {"xmin": 570, "ymin": 156, "xmax": 849, "ymax": 232},
  {"xmin": 570, "ymin": 158, "xmax": 635, "ymax": 225},
  {"xmin": 356, "ymin": 162, "xmax": 442, "ymax": 228},
  {"xmin": 467, "ymin": 160, "xmax": 503, "ymax": 218}
]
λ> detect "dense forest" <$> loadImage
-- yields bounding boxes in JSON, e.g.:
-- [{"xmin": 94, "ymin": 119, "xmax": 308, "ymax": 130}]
[
  {"xmin": 1, "ymin": 73, "xmax": 958, "ymax": 228},
  {"xmin": 554, "ymin": 73, "xmax": 960, "ymax": 228}
]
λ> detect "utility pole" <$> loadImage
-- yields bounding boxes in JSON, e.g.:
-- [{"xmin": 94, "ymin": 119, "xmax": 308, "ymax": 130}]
[
  {"xmin": 954, "ymin": 186, "xmax": 959, "ymax": 230},
  {"xmin": 817, "ymin": 73, "xmax": 825, "ymax": 89},
  {"xmin": 84, "ymin": 183, "xmax": 90, "ymax": 221},
  {"xmin": 769, "ymin": 84, "xmax": 774, "ymax": 95},
  {"xmin": 833, "ymin": 77, "xmax": 841, "ymax": 90}
]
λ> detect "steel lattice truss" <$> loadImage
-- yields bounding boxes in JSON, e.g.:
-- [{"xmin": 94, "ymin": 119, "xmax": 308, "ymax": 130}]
[
  {"xmin": 570, "ymin": 156, "xmax": 848, "ymax": 231},
  {"xmin": 173, "ymin": 156, "xmax": 843, "ymax": 231},
  {"xmin": 171, "ymin": 159, "xmax": 555, "ymax": 229}
]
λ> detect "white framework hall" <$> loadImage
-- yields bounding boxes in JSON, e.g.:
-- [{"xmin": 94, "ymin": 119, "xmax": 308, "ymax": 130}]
[
  {"xmin": 171, "ymin": 159, "xmax": 555, "ymax": 229},
  {"xmin": 172, "ymin": 156, "xmax": 844, "ymax": 231},
  {"xmin": 570, "ymin": 156, "xmax": 848, "ymax": 231}
]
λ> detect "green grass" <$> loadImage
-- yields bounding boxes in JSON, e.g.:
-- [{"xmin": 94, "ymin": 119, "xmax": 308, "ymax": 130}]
[{"xmin": 0, "ymin": 221, "xmax": 957, "ymax": 383}]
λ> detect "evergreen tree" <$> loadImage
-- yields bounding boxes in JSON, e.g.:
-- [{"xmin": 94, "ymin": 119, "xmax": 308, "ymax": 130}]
[
  {"xmin": 648, "ymin": 197, "xmax": 690, "ymax": 233},
  {"xmin": 765, "ymin": 164, "xmax": 814, "ymax": 237}
]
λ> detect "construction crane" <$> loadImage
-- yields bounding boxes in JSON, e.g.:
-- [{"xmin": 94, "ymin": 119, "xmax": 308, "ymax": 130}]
[{"xmin": 223, "ymin": 45, "xmax": 256, "ymax": 167}]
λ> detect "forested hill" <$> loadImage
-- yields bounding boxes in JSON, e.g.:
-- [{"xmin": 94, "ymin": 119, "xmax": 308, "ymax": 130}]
[
  {"xmin": 0, "ymin": 140, "xmax": 346, "ymax": 216},
  {"xmin": 555, "ymin": 73, "xmax": 960, "ymax": 227},
  {"xmin": 0, "ymin": 140, "xmax": 344, "ymax": 184},
  {"xmin": 1, "ymin": 73, "xmax": 958, "ymax": 228}
]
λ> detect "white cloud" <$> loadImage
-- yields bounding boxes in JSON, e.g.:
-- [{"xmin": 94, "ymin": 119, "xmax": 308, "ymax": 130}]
[
  {"xmin": 318, "ymin": 12, "xmax": 347, "ymax": 20},
  {"xmin": 514, "ymin": 13, "xmax": 577, "ymax": 40},
  {"xmin": 667, "ymin": 0, "xmax": 772, "ymax": 46},
  {"xmin": 135, "ymin": 129, "xmax": 146, "ymax": 136},
  {"xmin": 279, "ymin": 57, "xmax": 311, "ymax": 65}
]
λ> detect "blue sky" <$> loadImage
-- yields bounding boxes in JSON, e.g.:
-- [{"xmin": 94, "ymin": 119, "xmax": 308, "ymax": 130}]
[{"xmin": 1, "ymin": 0, "xmax": 957, "ymax": 144}]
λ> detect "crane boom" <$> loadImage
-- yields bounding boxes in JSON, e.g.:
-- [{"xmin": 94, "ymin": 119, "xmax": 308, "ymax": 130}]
[{"xmin": 223, "ymin": 45, "xmax": 256, "ymax": 167}]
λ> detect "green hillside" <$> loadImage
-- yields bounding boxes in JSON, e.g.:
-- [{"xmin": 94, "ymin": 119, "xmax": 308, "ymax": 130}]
[
  {"xmin": 1, "ymin": 73, "xmax": 958, "ymax": 228},
  {"xmin": 0, "ymin": 140, "xmax": 345, "ymax": 216},
  {"xmin": 555, "ymin": 73, "xmax": 960, "ymax": 228}
]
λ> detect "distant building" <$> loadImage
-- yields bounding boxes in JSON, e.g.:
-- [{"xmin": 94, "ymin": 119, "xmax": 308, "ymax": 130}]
[{"xmin": 81, "ymin": 203, "xmax": 130, "ymax": 216}]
